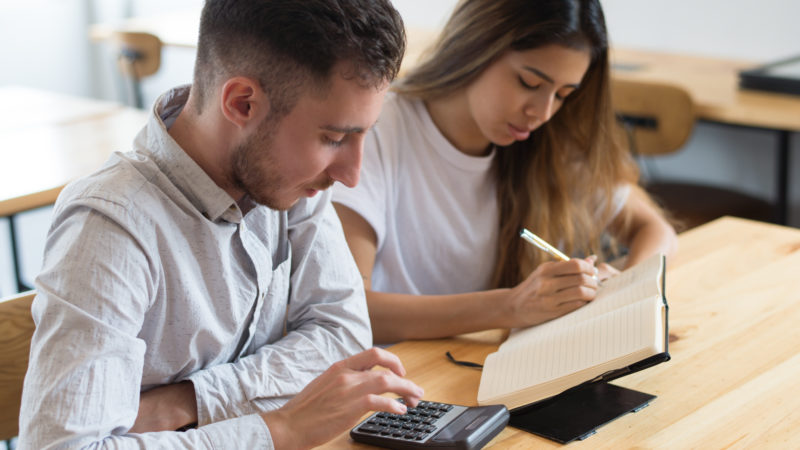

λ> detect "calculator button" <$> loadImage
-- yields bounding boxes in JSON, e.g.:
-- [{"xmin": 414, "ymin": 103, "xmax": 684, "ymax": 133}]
[{"xmin": 357, "ymin": 424, "xmax": 381, "ymax": 434}]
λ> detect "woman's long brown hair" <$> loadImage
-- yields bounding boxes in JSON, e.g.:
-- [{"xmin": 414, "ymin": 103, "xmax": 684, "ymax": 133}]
[{"xmin": 394, "ymin": 0, "xmax": 640, "ymax": 287}]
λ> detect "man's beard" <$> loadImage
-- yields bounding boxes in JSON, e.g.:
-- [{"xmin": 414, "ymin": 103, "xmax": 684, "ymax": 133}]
[
  {"xmin": 230, "ymin": 122, "xmax": 289, "ymax": 210},
  {"xmin": 230, "ymin": 123, "xmax": 334, "ymax": 211}
]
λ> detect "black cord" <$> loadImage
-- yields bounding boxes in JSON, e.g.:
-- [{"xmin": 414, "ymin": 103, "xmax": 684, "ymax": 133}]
[{"xmin": 445, "ymin": 351, "xmax": 483, "ymax": 370}]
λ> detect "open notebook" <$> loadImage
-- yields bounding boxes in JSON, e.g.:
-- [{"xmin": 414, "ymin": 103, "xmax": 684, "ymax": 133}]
[{"xmin": 477, "ymin": 253, "xmax": 669, "ymax": 411}]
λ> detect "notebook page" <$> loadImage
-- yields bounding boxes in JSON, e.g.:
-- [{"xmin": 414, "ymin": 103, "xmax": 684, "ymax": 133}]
[
  {"xmin": 478, "ymin": 295, "xmax": 661, "ymax": 405},
  {"xmin": 500, "ymin": 254, "xmax": 663, "ymax": 353}
]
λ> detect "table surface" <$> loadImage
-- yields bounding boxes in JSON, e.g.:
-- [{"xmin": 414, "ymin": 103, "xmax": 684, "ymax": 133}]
[
  {"xmin": 0, "ymin": 87, "xmax": 149, "ymax": 216},
  {"xmin": 91, "ymin": 13, "xmax": 800, "ymax": 132},
  {"xmin": 322, "ymin": 216, "xmax": 800, "ymax": 448}
]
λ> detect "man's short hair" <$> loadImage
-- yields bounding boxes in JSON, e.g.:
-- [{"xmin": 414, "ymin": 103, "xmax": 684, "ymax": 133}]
[{"xmin": 194, "ymin": 0, "xmax": 406, "ymax": 117}]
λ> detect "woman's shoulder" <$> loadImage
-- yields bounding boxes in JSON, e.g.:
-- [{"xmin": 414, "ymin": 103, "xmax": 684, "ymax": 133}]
[{"xmin": 376, "ymin": 92, "xmax": 427, "ymax": 131}]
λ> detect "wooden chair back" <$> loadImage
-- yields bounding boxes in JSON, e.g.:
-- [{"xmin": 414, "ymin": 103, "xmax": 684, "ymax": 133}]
[
  {"xmin": 111, "ymin": 31, "xmax": 162, "ymax": 80},
  {"xmin": 611, "ymin": 78, "xmax": 695, "ymax": 155},
  {"xmin": 0, "ymin": 291, "xmax": 35, "ymax": 440}
]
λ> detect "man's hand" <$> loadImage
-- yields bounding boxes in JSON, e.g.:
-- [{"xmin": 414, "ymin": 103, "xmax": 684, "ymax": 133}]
[
  {"xmin": 130, "ymin": 381, "xmax": 198, "ymax": 433},
  {"xmin": 262, "ymin": 347, "xmax": 424, "ymax": 450}
]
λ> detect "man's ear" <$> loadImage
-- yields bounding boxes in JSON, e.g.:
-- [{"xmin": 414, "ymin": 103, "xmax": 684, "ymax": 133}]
[{"xmin": 219, "ymin": 77, "xmax": 269, "ymax": 130}]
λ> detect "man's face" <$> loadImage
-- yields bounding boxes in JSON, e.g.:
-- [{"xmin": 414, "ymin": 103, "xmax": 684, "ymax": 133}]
[{"xmin": 231, "ymin": 71, "xmax": 388, "ymax": 211}]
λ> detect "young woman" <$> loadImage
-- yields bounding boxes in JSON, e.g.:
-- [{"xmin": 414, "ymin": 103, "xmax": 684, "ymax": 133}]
[{"xmin": 332, "ymin": 0, "xmax": 677, "ymax": 344}]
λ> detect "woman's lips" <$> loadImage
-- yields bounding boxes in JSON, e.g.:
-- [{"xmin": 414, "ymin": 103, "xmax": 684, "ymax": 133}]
[{"xmin": 508, "ymin": 123, "xmax": 531, "ymax": 141}]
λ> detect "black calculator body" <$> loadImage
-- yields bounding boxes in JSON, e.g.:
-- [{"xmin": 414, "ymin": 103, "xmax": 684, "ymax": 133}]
[{"xmin": 350, "ymin": 400, "xmax": 509, "ymax": 449}]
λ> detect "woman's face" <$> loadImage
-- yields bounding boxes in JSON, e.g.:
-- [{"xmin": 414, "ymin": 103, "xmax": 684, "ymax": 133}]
[{"xmin": 465, "ymin": 44, "xmax": 591, "ymax": 147}]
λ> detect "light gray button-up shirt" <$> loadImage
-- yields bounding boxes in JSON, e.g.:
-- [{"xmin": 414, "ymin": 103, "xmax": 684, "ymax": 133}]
[{"xmin": 19, "ymin": 86, "xmax": 371, "ymax": 449}]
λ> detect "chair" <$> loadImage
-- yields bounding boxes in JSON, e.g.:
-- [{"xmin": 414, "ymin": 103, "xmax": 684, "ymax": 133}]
[
  {"xmin": 611, "ymin": 78, "xmax": 775, "ymax": 231},
  {"xmin": 0, "ymin": 291, "xmax": 35, "ymax": 440},
  {"xmin": 110, "ymin": 31, "xmax": 162, "ymax": 109}
]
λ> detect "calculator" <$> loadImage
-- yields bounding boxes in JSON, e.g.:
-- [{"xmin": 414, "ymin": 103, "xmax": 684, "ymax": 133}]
[{"xmin": 349, "ymin": 399, "xmax": 509, "ymax": 449}]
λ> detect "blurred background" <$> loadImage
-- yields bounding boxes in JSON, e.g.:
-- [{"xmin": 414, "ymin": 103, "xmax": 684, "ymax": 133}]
[{"xmin": 1, "ymin": 0, "xmax": 799, "ymax": 297}]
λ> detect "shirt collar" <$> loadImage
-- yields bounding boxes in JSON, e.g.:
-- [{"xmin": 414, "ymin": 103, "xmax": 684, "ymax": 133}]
[{"xmin": 137, "ymin": 85, "xmax": 242, "ymax": 223}]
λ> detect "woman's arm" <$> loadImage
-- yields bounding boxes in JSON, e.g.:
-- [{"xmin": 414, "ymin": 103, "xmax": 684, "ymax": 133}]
[
  {"xmin": 334, "ymin": 204, "xmax": 599, "ymax": 344},
  {"xmin": 610, "ymin": 185, "xmax": 679, "ymax": 269}
]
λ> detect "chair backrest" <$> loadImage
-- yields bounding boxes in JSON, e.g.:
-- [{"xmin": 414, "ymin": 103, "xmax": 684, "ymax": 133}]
[
  {"xmin": 0, "ymin": 290, "xmax": 35, "ymax": 440},
  {"xmin": 111, "ymin": 31, "xmax": 162, "ymax": 79},
  {"xmin": 611, "ymin": 78, "xmax": 696, "ymax": 156},
  {"xmin": 111, "ymin": 31, "xmax": 162, "ymax": 108}
]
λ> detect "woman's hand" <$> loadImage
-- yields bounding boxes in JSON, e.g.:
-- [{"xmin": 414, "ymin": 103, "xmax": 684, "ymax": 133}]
[{"xmin": 502, "ymin": 257, "xmax": 600, "ymax": 328}]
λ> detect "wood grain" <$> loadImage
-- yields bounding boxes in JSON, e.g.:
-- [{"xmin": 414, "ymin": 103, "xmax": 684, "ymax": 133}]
[
  {"xmin": 0, "ymin": 291, "xmax": 35, "ymax": 440},
  {"xmin": 323, "ymin": 217, "xmax": 800, "ymax": 448}
]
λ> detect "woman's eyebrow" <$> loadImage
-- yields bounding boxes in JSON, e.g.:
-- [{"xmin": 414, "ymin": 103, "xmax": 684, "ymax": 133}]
[{"xmin": 523, "ymin": 65, "xmax": 581, "ymax": 89}]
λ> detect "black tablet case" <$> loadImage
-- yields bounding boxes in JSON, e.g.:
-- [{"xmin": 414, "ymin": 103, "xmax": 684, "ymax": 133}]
[{"xmin": 739, "ymin": 55, "xmax": 800, "ymax": 96}]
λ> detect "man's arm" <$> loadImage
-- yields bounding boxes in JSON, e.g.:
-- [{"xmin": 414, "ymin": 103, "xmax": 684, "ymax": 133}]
[
  {"xmin": 185, "ymin": 191, "xmax": 373, "ymax": 424},
  {"xmin": 19, "ymin": 202, "xmax": 272, "ymax": 449}
]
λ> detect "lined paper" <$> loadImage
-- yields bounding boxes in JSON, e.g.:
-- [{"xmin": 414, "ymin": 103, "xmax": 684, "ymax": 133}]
[{"xmin": 478, "ymin": 253, "xmax": 666, "ymax": 407}]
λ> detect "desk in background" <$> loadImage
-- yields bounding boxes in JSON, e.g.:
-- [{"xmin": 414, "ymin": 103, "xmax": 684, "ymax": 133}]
[
  {"xmin": 322, "ymin": 216, "xmax": 800, "ymax": 448},
  {"xmin": 611, "ymin": 48, "xmax": 800, "ymax": 225},
  {"xmin": 0, "ymin": 87, "xmax": 148, "ymax": 291},
  {"xmin": 91, "ymin": 14, "xmax": 800, "ymax": 224}
]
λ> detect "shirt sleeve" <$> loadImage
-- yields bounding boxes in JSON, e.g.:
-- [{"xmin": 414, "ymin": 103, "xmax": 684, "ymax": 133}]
[
  {"xmin": 331, "ymin": 124, "xmax": 391, "ymax": 250},
  {"xmin": 18, "ymin": 200, "xmax": 273, "ymax": 449},
  {"xmin": 185, "ymin": 190, "xmax": 372, "ymax": 423}
]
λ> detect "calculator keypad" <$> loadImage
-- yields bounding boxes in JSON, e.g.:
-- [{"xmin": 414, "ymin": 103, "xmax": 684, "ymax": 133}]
[{"xmin": 354, "ymin": 400, "xmax": 464, "ymax": 442}]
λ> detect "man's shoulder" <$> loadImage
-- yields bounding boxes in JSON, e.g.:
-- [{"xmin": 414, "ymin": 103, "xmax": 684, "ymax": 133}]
[{"xmin": 57, "ymin": 150, "xmax": 160, "ymax": 216}]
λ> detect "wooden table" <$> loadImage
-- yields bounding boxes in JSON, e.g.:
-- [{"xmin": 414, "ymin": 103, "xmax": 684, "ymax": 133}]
[
  {"xmin": 611, "ymin": 48, "xmax": 800, "ymax": 225},
  {"xmin": 0, "ymin": 87, "xmax": 148, "ymax": 290},
  {"xmin": 323, "ymin": 217, "xmax": 800, "ymax": 448}
]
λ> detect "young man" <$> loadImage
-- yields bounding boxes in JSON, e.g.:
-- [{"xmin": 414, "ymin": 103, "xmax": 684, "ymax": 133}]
[{"xmin": 19, "ymin": 1, "xmax": 422, "ymax": 448}]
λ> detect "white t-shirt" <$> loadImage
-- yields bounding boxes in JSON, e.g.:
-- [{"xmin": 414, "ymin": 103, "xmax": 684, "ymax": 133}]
[
  {"xmin": 333, "ymin": 93, "xmax": 631, "ymax": 296},
  {"xmin": 333, "ymin": 93, "xmax": 499, "ymax": 295}
]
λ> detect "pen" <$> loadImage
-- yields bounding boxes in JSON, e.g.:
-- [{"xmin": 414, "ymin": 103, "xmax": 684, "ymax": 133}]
[{"xmin": 519, "ymin": 228, "xmax": 570, "ymax": 262}]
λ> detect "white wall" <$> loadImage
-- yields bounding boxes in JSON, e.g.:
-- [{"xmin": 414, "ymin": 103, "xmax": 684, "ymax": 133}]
[{"xmin": 601, "ymin": 0, "xmax": 800, "ymax": 226}]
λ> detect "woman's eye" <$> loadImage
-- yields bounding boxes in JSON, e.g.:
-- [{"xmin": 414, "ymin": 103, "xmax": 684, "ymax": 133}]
[
  {"xmin": 518, "ymin": 76, "xmax": 540, "ymax": 90},
  {"xmin": 555, "ymin": 89, "xmax": 575, "ymax": 101}
]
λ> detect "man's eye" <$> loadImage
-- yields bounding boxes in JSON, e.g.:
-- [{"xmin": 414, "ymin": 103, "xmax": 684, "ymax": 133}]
[{"xmin": 323, "ymin": 135, "xmax": 345, "ymax": 147}]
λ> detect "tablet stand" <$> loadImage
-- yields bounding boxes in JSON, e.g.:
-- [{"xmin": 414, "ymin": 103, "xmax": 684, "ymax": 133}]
[{"xmin": 508, "ymin": 381, "xmax": 655, "ymax": 444}]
